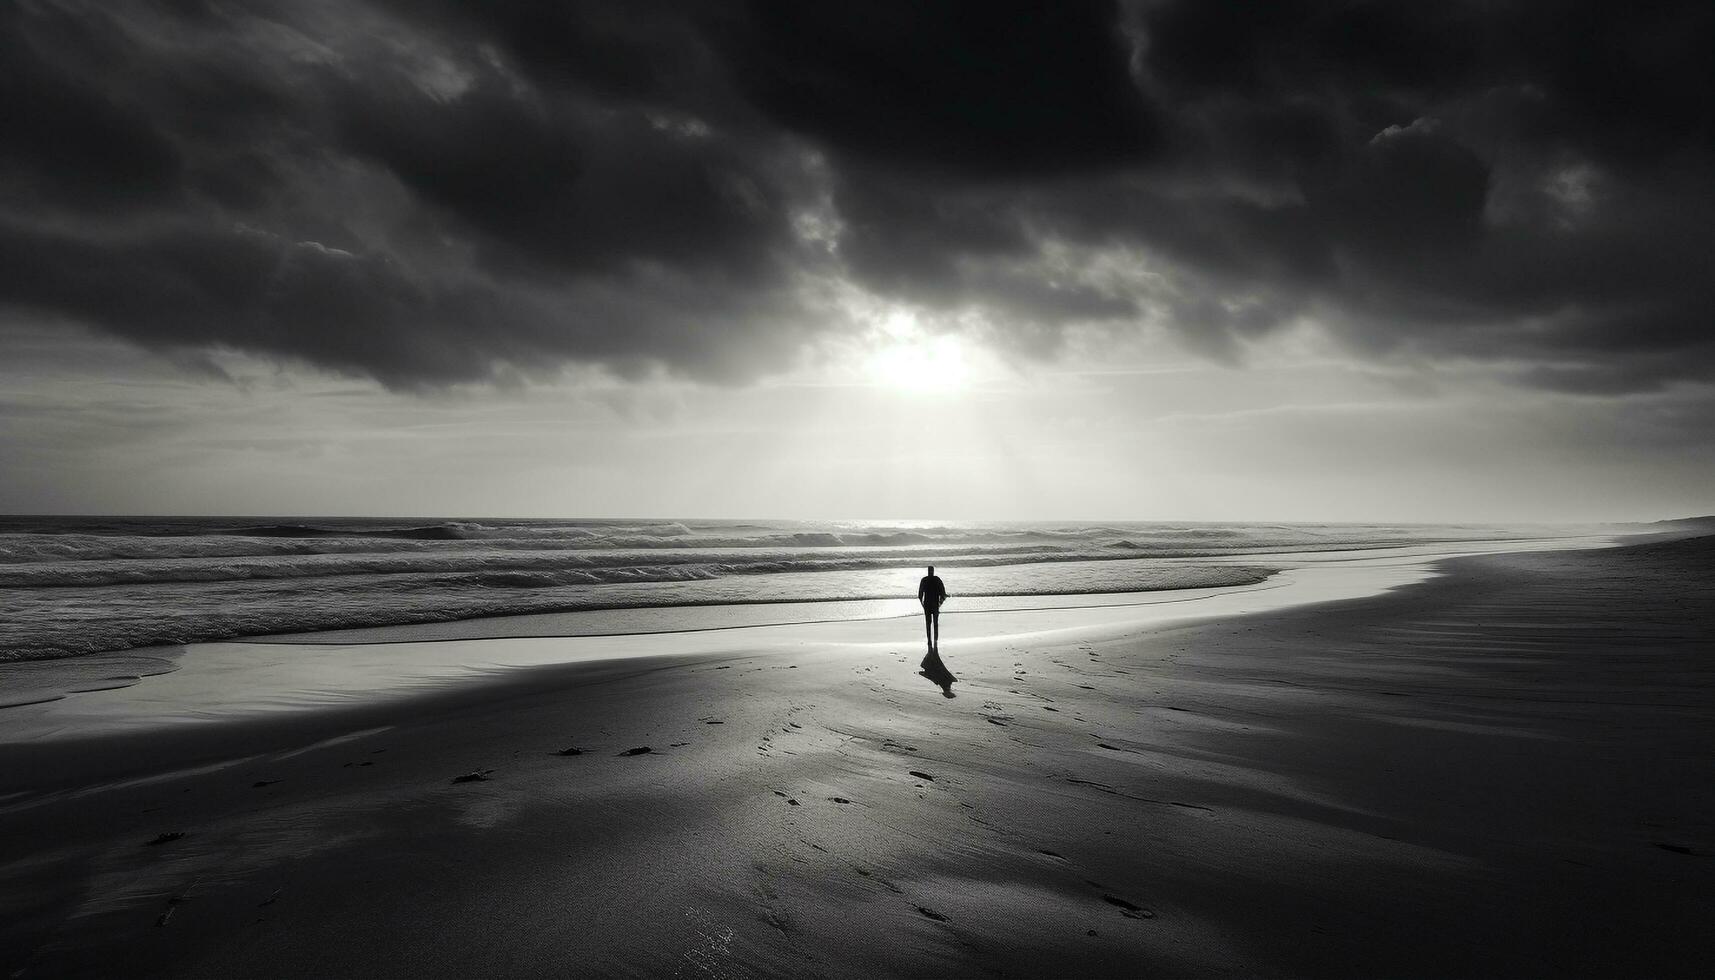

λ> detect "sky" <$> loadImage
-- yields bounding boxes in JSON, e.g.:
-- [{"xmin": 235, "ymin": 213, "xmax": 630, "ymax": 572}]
[{"xmin": 1, "ymin": 0, "xmax": 1712, "ymax": 522}]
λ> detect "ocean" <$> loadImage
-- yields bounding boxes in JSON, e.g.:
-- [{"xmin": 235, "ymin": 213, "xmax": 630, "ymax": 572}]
[
  {"xmin": 0, "ymin": 516, "xmax": 1544, "ymax": 661},
  {"xmin": 0, "ymin": 518, "xmax": 1564, "ymax": 662}
]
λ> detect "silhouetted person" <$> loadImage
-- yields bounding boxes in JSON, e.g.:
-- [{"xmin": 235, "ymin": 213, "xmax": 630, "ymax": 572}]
[
  {"xmin": 918, "ymin": 565, "xmax": 947, "ymax": 652},
  {"xmin": 916, "ymin": 566, "xmax": 955, "ymax": 696}
]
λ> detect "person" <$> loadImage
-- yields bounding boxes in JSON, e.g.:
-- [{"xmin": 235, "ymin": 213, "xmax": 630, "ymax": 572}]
[
  {"xmin": 918, "ymin": 565, "xmax": 948, "ymax": 652},
  {"xmin": 916, "ymin": 565, "xmax": 955, "ymax": 697}
]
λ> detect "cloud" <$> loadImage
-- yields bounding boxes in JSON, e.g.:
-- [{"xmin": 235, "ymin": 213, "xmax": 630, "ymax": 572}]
[
  {"xmin": 0, "ymin": 0, "xmax": 1711, "ymax": 392},
  {"xmin": 714, "ymin": 3, "xmax": 1163, "ymax": 179}
]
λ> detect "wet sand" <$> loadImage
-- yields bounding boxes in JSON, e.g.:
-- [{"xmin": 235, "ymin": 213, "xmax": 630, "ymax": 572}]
[{"xmin": 1, "ymin": 536, "xmax": 1710, "ymax": 977}]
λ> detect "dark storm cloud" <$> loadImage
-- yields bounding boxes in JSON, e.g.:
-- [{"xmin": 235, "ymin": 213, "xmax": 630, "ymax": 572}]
[
  {"xmin": 716, "ymin": 3, "xmax": 1162, "ymax": 179},
  {"xmin": 0, "ymin": 4, "xmax": 184, "ymax": 210},
  {"xmin": 0, "ymin": 0, "xmax": 821, "ymax": 386},
  {"xmin": 0, "ymin": 0, "xmax": 1711, "ymax": 391}
]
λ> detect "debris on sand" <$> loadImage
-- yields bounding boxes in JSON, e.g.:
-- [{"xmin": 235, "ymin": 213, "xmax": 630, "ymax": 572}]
[
  {"xmin": 156, "ymin": 881, "xmax": 200, "ymax": 926},
  {"xmin": 451, "ymin": 770, "xmax": 495, "ymax": 783},
  {"xmin": 618, "ymin": 746, "xmax": 653, "ymax": 756},
  {"xmin": 144, "ymin": 832, "xmax": 186, "ymax": 847}
]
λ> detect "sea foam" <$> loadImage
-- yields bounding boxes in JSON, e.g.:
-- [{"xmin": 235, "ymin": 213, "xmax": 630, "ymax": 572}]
[{"xmin": 0, "ymin": 516, "xmax": 1538, "ymax": 661}]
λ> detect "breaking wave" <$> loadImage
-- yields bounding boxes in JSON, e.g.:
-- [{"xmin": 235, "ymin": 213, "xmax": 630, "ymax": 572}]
[{"xmin": 0, "ymin": 516, "xmax": 1540, "ymax": 661}]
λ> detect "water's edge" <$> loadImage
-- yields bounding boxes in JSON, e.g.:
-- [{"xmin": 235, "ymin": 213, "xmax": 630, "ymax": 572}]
[{"xmin": 0, "ymin": 535, "xmax": 1624, "ymax": 740}]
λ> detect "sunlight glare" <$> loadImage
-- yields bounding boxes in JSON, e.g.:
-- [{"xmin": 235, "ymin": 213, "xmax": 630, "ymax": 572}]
[{"xmin": 865, "ymin": 333, "xmax": 972, "ymax": 393}]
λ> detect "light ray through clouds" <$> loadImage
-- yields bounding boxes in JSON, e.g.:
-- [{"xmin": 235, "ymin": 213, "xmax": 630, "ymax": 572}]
[{"xmin": 0, "ymin": 1, "xmax": 1711, "ymax": 520}]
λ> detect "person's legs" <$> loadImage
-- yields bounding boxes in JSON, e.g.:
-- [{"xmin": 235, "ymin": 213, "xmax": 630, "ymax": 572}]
[
  {"xmin": 930, "ymin": 608, "xmax": 939, "ymax": 651},
  {"xmin": 923, "ymin": 608, "xmax": 934, "ymax": 651}
]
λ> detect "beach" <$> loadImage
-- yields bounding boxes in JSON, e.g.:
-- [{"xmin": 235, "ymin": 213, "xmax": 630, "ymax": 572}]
[
  {"xmin": 5, "ymin": 2, "xmax": 1711, "ymax": 976},
  {"xmin": 1, "ymin": 533, "xmax": 1711, "ymax": 977}
]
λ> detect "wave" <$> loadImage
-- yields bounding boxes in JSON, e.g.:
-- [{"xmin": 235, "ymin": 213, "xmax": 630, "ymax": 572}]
[
  {"xmin": 221, "ymin": 523, "xmax": 480, "ymax": 541},
  {"xmin": 0, "ymin": 521, "xmax": 1526, "ymax": 566},
  {"xmin": 0, "ymin": 546, "xmax": 1139, "ymax": 589},
  {"xmin": 0, "ymin": 516, "xmax": 1551, "ymax": 663},
  {"xmin": 250, "ymin": 520, "xmax": 702, "ymax": 541},
  {"xmin": 0, "ymin": 561, "xmax": 1275, "ymax": 662},
  {"xmin": 221, "ymin": 520, "xmax": 706, "ymax": 542}
]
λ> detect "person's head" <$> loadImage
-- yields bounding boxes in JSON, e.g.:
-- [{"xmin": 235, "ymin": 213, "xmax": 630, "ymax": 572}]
[{"xmin": 927, "ymin": 565, "xmax": 935, "ymax": 575}]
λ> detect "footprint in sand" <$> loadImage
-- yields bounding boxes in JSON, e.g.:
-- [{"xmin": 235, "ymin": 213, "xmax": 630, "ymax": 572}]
[
  {"xmin": 1102, "ymin": 894, "xmax": 1156, "ymax": 919},
  {"xmin": 144, "ymin": 832, "xmax": 186, "ymax": 847},
  {"xmin": 853, "ymin": 868, "xmax": 904, "ymax": 893},
  {"xmin": 914, "ymin": 905, "xmax": 949, "ymax": 922},
  {"xmin": 556, "ymin": 746, "xmax": 584, "ymax": 756},
  {"xmin": 156, "ymin": 892, "xmax": 191, "ymax": 927},
  {"xmin": 618, "ymin": 746, "xmax": 653, "ymax": 756},
  {"xmin": 452, "ymin": 770, "xmax": 495, "ymax": 783},
  {"xmin": 908, "ymin": 770, "xmax": 934, "ymax": 782}
]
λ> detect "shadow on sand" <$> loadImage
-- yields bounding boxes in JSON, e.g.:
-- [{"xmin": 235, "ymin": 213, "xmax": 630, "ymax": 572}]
[{"xmin": 918, "ymin": 649, "xmax": 956, "ymax": 698}]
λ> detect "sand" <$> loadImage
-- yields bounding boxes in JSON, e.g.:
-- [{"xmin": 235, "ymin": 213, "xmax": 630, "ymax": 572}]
[{"xmin": 1, "ymin": 535, "xmax": 1710, "ymax": 977}]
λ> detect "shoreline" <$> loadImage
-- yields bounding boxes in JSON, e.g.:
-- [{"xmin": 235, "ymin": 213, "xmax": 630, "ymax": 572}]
[
  {"xmin": 0, "ymin": 535, "xmax": 1621, "ymax": 738},
  {"xmin": 2, "ymin": 533, "xmax": 1709, "ymax": 976},
  {"xmin": 0, "ymin": 529, "xmax": 1620, "ymax": 665},
  {"xmin": 225, "ymin": 532, "xmax": 1628, "ymax": 646}
]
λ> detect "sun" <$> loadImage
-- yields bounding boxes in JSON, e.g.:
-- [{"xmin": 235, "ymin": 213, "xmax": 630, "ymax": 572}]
[{"xmin": 864, "ymin": 333, "xmax": 972, "ymax": 393}]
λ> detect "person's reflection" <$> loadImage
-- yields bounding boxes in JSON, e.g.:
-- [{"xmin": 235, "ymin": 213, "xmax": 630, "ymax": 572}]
[{"xmin": 918, "ymin": 648, "xmax": 956, "ymax": 698}]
